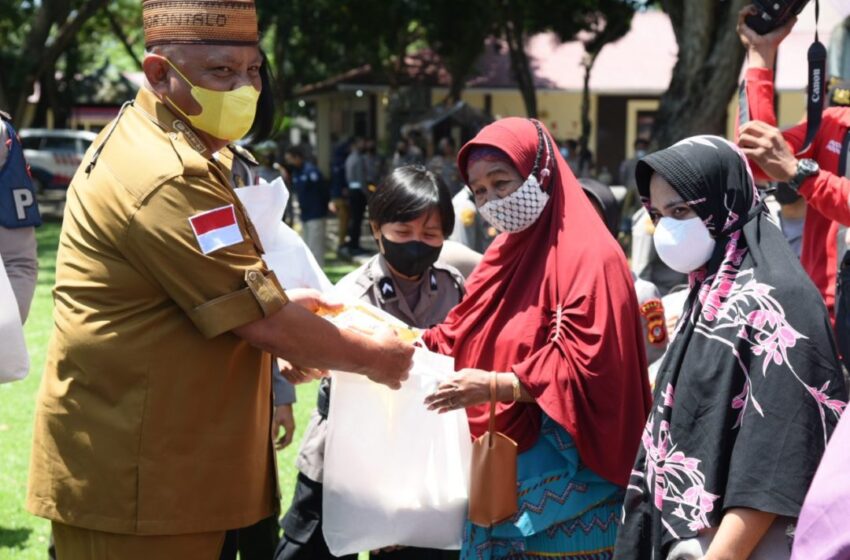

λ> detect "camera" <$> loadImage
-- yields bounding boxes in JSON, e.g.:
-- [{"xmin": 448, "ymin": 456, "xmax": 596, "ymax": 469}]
[{"xmin": 745, "ymin": 0, "xmax": 810, "ymax": 35}]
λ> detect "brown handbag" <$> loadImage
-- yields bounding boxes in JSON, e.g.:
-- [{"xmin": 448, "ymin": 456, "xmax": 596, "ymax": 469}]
[{"xmin": 467, "ymin": 374, "xmax": 519, "ymax": 527}]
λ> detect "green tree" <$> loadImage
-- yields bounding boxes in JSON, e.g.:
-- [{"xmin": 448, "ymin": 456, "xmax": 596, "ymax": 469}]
[
  {"xmin": 0, "ymin": 0, "xmax": 111, "ymax": 125},
  {"xmin": 577, "ymin": 0, "xmax": 637, "ymax": 168},
  {"xmin": 417, "ymin": 0, "xmax": 492, "ymax": 104},
  {"xmin": 492, "ymin": 0, "xmax": 638, "ymax": 118}
]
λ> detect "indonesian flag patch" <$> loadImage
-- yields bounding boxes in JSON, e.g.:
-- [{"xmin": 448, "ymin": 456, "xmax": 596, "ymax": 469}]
[{"xmin": 189, "ymin": 205, "xmax": 243, "ymax": 255}]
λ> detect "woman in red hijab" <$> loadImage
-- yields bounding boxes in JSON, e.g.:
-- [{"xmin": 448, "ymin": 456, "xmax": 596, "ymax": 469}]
[{"xmin": 423, "ymin": 118, "xmax": 651, "ymax": 559}]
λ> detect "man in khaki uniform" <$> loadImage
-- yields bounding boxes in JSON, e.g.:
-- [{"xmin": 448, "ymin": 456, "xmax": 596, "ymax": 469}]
[{"xmin": 27, "ymin": 2, "xmax": 412, "ymax": 558}]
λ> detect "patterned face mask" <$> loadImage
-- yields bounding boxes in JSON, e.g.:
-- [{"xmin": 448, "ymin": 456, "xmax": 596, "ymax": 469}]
[{"xmin": 478, "ymin": 174, "xmax": 550, "ymax": 233}]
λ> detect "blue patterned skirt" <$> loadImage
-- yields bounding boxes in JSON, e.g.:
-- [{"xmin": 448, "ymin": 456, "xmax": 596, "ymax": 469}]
[{"xmin": 461, "ymin": 415, "xmax": 624, "ymax": 560}]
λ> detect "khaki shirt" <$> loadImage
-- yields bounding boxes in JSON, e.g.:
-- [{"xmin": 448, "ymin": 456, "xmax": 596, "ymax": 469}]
[
  {"xmin": 296, "ymin": 255, "xmax": 465, "ymax": 482},
  {"xmin": 336, "ymin": 254, "xmax": 465, "ymax": 329},
  {"xmin": 27, "ymin": 88, "xmax": 287, "ymax": 535}
]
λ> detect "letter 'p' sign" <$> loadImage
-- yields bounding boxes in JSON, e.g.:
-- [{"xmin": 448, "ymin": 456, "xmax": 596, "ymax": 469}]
[{"xmin": 13, "ymin": 188, "xmax": 35, "ymax": 221}]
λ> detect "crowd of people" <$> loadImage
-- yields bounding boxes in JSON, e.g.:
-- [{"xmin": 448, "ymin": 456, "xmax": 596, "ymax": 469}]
[
  {"xmin": 3, "ymin": 1, "xmax": 850, "ymax": 559},
  {"xmin": 270, "ymin": 131, "xmax": 471, "ymax": 266},
  {"xmin": 276, "ymin": 131, "xmax": 623, "ymax": 270}
]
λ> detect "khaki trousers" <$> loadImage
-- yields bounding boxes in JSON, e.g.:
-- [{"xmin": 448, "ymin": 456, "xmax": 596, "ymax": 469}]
[{"xmin": 52, "ymin": 522, "xmax": 226, "ymax": 560}]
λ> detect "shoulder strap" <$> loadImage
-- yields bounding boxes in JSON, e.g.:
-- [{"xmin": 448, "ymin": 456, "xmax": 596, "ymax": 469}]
[
  {"xmin": 839, "ymin": 128, "xmax": 850, "ymax": 179},
  {"xmin": 798, "ymin": 2, "xmax": 827, "ymax": 155},
  {"xmin": 487, "ymin": 374, "xmax": 497, "ymax": 446}
]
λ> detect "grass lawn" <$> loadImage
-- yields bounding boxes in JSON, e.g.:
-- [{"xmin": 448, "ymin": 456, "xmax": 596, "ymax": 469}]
[{"xmin": 0, "ymin": 221, "xmax": 357, "ymax": 559}]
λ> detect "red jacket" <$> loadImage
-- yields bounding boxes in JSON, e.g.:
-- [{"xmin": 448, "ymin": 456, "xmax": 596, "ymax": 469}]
[{"xmin": 741, "ymin": 67, "xmax": 850, "ymax": 318}]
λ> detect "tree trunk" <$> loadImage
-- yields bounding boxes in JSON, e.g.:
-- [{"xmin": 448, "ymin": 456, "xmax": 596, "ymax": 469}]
[
  {"xmin": 0, "ymin": 73, "xmax": 10, "ymax": 114},
  {"xmin": 106, "ymin": 7, "xmax": 142, "ymax": 70},
  {"xmin": 447, "ymin": 78, "xmax": 464, "ymax": 105},
  {"xmin": 13, "ymin": 0, "xmax": 108, "ymax": 125},
  {"xmin": 443, "ymin": 42, "xmax": 485, "ymax": 104},
  {"xmin": 270, "ymin": 19, "xmax": 290, "ymax": 110},
  {"xmin": 503, "ymin": 20, "xmax": 537, "ymax": 118},
  {"xmin": 652, "ymin": 0, "xmax": 747, "ymax": 149},
  {"xmin": 579, "ymin": 53, "xmax": 597, "ymax": 174}
]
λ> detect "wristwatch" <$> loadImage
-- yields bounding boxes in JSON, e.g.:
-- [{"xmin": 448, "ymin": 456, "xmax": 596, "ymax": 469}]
[{"xmin": 787, "ymin": 158, "xmax": 820, "ymax": 191}]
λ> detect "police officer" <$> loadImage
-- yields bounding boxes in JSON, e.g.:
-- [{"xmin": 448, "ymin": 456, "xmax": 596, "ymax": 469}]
[
  {"xmin": 27, "ymin": 3, "xmax": 412, "ymax": 558},
  {"xmin": 285, "ymin": 145, "xmax": 329, "ymax": 267},
  {"xmin": 278, "ymin": 166, "xmax": 463, "ymax": 560},
  {"xmin": 0, "ymin": 110, "xmax": 40, "ymax": 322}
]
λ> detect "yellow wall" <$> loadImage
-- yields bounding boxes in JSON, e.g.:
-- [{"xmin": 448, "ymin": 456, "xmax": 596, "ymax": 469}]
[
  {"xmin": 312, "ymin": 91, "xmax": 382, "ymax": 174},
  {"xmin": 430, "ymin": 88, "xmax": 596, "ymax": 150},
  {"xmin": 626, "ymin": 99, "xmax": 660, "ymax": 158},
  {"xmin": 778, "ymin": 91, "xmax": 806, "ymax": 127},
  {"xmin": 315, "ymin": 86, "xmax": 806, "ymax": 176},
  {"xmin": 726, "ymin": 90, "xmax": 807, "ymax": 142}
]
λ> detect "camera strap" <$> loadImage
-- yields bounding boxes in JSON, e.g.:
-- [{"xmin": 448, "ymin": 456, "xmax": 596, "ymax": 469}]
[{"xmin": 799, "ymin": 0, "xmax": 826, "ymax": 155}]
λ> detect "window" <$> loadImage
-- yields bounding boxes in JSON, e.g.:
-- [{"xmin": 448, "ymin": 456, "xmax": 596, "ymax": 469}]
[
  {"xmin": 21, "ymin": 137, "xmax": 43, "ymax": 150},
  {"xmin": 42, "ymin": 137, "xmax": 79, "ymax": 152}
]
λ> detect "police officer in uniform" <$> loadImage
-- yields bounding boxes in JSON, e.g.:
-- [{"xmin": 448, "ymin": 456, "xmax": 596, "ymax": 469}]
[
  {"xmin": 0, "ymin": 110, "xmax": 40, "ymax": 321},
  {"xmin": 27, "ymin": 3, "xmax": 412, "ymax": 559},
  {"xmin": 337, "ymin": 247, "xmax": 465, "ymax": 329},
  {"xmin": 285, "ymin": 145, "xmax": 329, "ymax": 267},
  {"xmin": 278, "ymin": 166, "xmax": 463, "ymax": 560}
]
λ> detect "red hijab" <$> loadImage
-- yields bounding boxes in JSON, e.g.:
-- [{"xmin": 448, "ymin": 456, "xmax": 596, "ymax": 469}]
[{"xmin": 423, "ymin": 118, "xmax": 651, "ymax": 487}]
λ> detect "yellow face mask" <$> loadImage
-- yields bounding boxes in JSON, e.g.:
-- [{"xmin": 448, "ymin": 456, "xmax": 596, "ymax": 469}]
[{"xmin": 164, "ymin": 58, "xmax": 260, "ymax": 142}]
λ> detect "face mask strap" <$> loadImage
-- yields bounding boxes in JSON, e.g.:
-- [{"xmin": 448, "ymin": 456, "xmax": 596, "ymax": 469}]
[{"xmin": 163, "ymin": 57, "xmax": 194, "ymax": 90}]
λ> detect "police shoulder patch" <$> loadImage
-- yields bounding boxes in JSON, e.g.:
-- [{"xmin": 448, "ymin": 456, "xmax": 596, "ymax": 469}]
[
  {"xmin": 378, "ymin": 277, "xmax": 396, "ymax": 300},
  {"xmin": 640, "ymin": 299, "xmax": 667, "ymax": 345}
]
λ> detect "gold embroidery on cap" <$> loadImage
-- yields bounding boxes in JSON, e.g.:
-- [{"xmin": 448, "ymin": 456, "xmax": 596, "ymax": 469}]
[{"xmin": 142, "ymin": 0, "xmax": 259, "ymax": 47}]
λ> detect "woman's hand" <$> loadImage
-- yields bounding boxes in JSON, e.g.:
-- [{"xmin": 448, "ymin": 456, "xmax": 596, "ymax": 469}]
[
  {"xmin": 702, "ymin": 508, "xmax": 778, "ymax": 560},
  {"xmin": 425, "ymin": 368, "xmax": 498, "ymax": 413}
]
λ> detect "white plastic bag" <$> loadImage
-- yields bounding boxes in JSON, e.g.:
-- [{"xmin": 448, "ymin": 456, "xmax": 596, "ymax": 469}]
[
  {"xmin": 323, "ymin": 347, "xmax": 472, "ymax": 555},
  {"xmin": 235, "ymin": 178, "xmax": 333, "ymax": 292},
  {"xmin": 0, "ymin": 251, "xmax": 29, "ymax": 383}
]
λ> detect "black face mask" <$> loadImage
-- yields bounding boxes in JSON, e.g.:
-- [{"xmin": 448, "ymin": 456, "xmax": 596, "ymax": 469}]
[{"xmin": 380, "ymin": 237, "xmax": 442, "ymax": 278}]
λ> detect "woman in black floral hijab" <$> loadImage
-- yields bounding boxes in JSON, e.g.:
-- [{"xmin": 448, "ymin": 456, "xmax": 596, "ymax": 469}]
[{"xmin": 614, "ymin": 136, "xmax": 845, "ymax": 560}]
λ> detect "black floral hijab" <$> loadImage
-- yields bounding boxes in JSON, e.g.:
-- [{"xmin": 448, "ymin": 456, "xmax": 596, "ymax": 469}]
[{"xmin": 614, "ymin": 136, "xmax": 846, "ymax": 558}]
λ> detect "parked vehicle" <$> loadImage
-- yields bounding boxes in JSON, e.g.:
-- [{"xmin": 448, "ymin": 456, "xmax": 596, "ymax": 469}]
[{"xmin": 20, "ymin": 129, "xmax": 97, "ymax": 200}]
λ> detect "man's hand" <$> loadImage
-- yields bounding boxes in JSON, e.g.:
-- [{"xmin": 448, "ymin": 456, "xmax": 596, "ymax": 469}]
[
  {"xmin": 361, "ymin": 328, "xmax": 413, "ymax": 390},
  {"xmin": 286, "ymin": 288, "xmax": 343, "ymax": 315},
  {"xmin": 277, "ymin": 358, "xmax": 327, "ymax": 385},
  {"xmin": 737, "ymin": 5, "xmax": 796, "ymax": 69},
  {"xmin": 738, "ymin": 120, "xmax": 798, "ymax": 182},
  {"xmin": 271, "ymin": 404, "xmax": 296, "ymax": 451}
]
